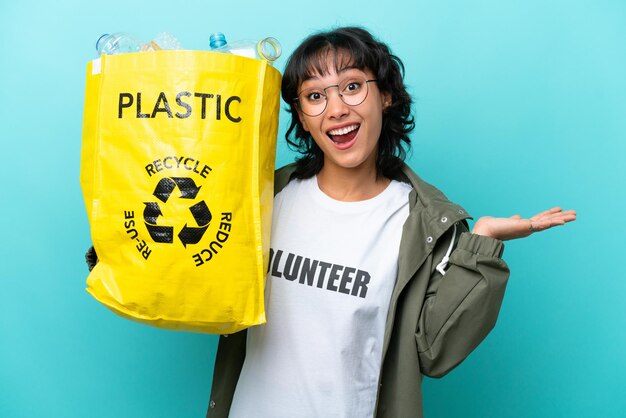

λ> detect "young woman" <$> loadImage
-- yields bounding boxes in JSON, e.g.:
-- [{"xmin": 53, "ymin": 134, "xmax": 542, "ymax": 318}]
[{"xmin": 207, "ymin": 27, "xmax": 576, "ymax": 418}]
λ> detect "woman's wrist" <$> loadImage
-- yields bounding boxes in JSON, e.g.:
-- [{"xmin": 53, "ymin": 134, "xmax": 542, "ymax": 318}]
[{"xmin": 471, "ymin": 219, "xmax": 493, "ymax": 238}]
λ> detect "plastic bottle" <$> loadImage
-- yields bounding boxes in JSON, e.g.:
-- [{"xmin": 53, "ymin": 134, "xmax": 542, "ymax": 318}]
[
  {"xmin": 96, "ymin": 32, "xmax": 142, "ymax": 55},
  {"xmin": 141, "ymin": 32, "xmax": 183, "ymax": 51},
  {"xmin": 209, "ymin": 32, "xmax": 281, "ymax": 64},
  {"xmin": 96, "ymin": 32, "xmax": 182, "ymax": 55}
]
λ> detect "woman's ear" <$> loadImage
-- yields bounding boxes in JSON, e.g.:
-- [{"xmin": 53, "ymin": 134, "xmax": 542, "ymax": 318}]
[{"xmin": 382, "ymin": 92, "xmax": 392, "ymax": 110}]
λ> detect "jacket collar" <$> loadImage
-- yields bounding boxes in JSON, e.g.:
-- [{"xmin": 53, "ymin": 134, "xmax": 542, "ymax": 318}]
[
  {"xmin": 393, "ymin": 163, "xmax": 471, "ymax": 293},
  {"xmin": 397, "ymin": 162, "xmax": 471, "ymax": 231}
]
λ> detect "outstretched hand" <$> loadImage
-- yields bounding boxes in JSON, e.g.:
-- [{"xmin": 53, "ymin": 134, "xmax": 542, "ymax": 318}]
[{"xmin": 471, "ymin": 207, "xmax": 577, "ymax": 241}]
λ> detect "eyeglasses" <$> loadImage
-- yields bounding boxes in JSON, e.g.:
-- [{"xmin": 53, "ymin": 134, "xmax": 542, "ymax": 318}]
[{"xmin": 294, "ymin": 76, "xmax": 378, "ymax": 117}]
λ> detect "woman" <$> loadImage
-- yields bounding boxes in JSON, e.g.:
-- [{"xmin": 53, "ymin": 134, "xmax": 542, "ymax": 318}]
[{"xmin": 207, "ymin": 27, "xmax": 576, "ymax": 418}]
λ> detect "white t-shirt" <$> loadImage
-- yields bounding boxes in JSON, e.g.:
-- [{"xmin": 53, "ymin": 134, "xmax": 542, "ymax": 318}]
[{"xmin": 229, "ymin": 176, "xmax": 412, "ymax": 418}]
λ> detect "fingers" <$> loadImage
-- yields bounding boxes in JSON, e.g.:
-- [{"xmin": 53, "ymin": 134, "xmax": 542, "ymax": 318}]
[
  {"xmin": 530, "ymin": 207, "xmax": 563, "ymax": 220},
  {"xmin": 547, "ymin": 210, "xmax": 577, "ymax": 224},
  {"xmin": 529, "ymin": 215, "xmax": 571, "ymax": 233},
  {"xmin": 561, "ymin": 210, "xmax": 577, "ymax": 222},
  {"xmin": 526, "ymin": 207, "xmax": 577, "ymax": 234},
  {"xmin": 530, "ymin": 207, "xmax": 577, "ymax": 224}
]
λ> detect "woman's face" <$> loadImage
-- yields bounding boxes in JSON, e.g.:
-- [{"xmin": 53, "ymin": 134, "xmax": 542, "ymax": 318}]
[{"xmin": 296, "ymin": 59, "xmax": 390, "ymax": 175}]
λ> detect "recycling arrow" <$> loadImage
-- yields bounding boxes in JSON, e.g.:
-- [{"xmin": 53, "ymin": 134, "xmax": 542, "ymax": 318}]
[
  {"xmin": 154, "ymin": 178, "xmax": 177, "ymax": 203},
  {"xmin": 143, "ymin": 202, "xmax": 174, "ymax": 243},
  {"xmin": 143, "ymin": 176, "xmax": 211, "ymax": 247},
  {"xmin": 153, "ymin": 177, "xmax": 202, "ymax": 203},
  {"xmin": 143, "ymin": 202, "xmax": 162, "ymax": 224},
  {"xmin": 171, "ymin": 177, "xmax": 202, "ymax": 199},
  {"xmin": 178, "ymin": 201, "xmax": 212, "ymax": 247}
]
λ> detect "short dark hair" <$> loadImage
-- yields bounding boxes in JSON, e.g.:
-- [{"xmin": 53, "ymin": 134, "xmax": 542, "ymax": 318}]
[{"xmin": 281, "ymin": 26, "xmax": 415, "ymax": 179}]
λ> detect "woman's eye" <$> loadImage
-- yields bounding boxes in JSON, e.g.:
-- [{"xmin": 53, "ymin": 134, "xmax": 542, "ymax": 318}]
[
  {"xmin": 307, "ymin": 91, "xmax": 324, "ymax": 102},
  {"xmin": 344, "ymin": 81, "xmax": 362, "ymax": 93}
]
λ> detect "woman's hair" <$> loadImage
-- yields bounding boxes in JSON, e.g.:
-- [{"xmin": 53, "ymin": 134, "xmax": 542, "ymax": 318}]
[{"xmin": 281, "ymin": 26, "xmax": 415, "ymax": 179}]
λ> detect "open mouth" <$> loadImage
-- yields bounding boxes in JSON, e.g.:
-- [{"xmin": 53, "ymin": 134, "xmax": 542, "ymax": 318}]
[{"xmin": 327, "ymin": 124, "xmax": 360, "ymax": 144}]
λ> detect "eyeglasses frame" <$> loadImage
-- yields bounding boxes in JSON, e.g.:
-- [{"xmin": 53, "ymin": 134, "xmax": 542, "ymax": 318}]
[{"xmin": 294, "ymin": 78, "xmax": 378, "ymax": 117}]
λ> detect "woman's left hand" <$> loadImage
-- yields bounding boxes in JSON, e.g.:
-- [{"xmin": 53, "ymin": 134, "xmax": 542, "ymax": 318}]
[{"xmin": 471, "ymin": 207, "xmax": 577, "ymax": 241}]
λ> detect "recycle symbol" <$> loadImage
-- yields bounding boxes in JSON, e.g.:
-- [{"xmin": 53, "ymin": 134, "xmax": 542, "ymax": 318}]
[{"xmin": 143, "ymin": 177, "xmax": 212, "ymax": 247}]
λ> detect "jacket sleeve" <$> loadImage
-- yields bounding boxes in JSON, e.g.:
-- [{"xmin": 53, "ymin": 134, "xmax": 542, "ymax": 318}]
[
  {"xmin": 207, "ymin": 331, "xmax": 247, "ymax": 418},
  {"xmin": 415, "ymin": 223, "xmax": 510, "ymax": 377}
]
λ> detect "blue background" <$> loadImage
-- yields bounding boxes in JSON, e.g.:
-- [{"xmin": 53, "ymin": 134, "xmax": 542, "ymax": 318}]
[{"xmin": 1, "ymin": 0, "xmax": 625, "ymax": 417}]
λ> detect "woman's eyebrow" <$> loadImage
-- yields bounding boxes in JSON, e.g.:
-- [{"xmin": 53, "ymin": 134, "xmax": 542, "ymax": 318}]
[
  {"xmin": 301, "ymin": 75, "xmax": 321, "ymax": 82},
  {"xmin": 337, "ymin": 65, "xmax": 359, "ymax": 74},
  {"xmin": 301, "ymin": 66, "xmax": 362, "ymax": 84}
]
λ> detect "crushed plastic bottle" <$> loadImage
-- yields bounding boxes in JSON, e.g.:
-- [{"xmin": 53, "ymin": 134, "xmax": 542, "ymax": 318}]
[
  {"xmin": 96, "ymin": 32, "xmax": 142, "ymax": 55},
  {"xmin": 141, "ymin": 32, "xmax": 183, "ymax": 51},
  {"xmin": 96, "ymin": 32, "xmax": 182, "ymax": 55},
  {"xmin": 209, "ymin": 32, "xmax": 281, "ymax": 64}
]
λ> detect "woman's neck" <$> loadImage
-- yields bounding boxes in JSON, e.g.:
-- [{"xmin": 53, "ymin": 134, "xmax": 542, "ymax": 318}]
[{"xmin": 315, "ymin": 163, "xmax": 390, "ymax": 202}]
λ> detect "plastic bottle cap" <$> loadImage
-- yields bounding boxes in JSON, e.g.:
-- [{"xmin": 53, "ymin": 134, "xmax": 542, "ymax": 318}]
[
  {"xmin": 257, "ymin": 37, "xmax": 281, "ymax": 62},
  {"xmin": 209, "ymin": 32, "xmax": 227, "ymax": 49}
]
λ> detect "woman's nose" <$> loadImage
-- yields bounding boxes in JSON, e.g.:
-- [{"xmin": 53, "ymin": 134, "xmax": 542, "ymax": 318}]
[{"xmin": 324, "ymin": 88, "xmax": 349, "ymax": 118}]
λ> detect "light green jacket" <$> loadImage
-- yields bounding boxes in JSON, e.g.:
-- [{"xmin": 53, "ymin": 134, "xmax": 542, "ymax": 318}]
[{"xmin": 207, "ymin": 162, "xmax": 510, "ymax": 418}]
